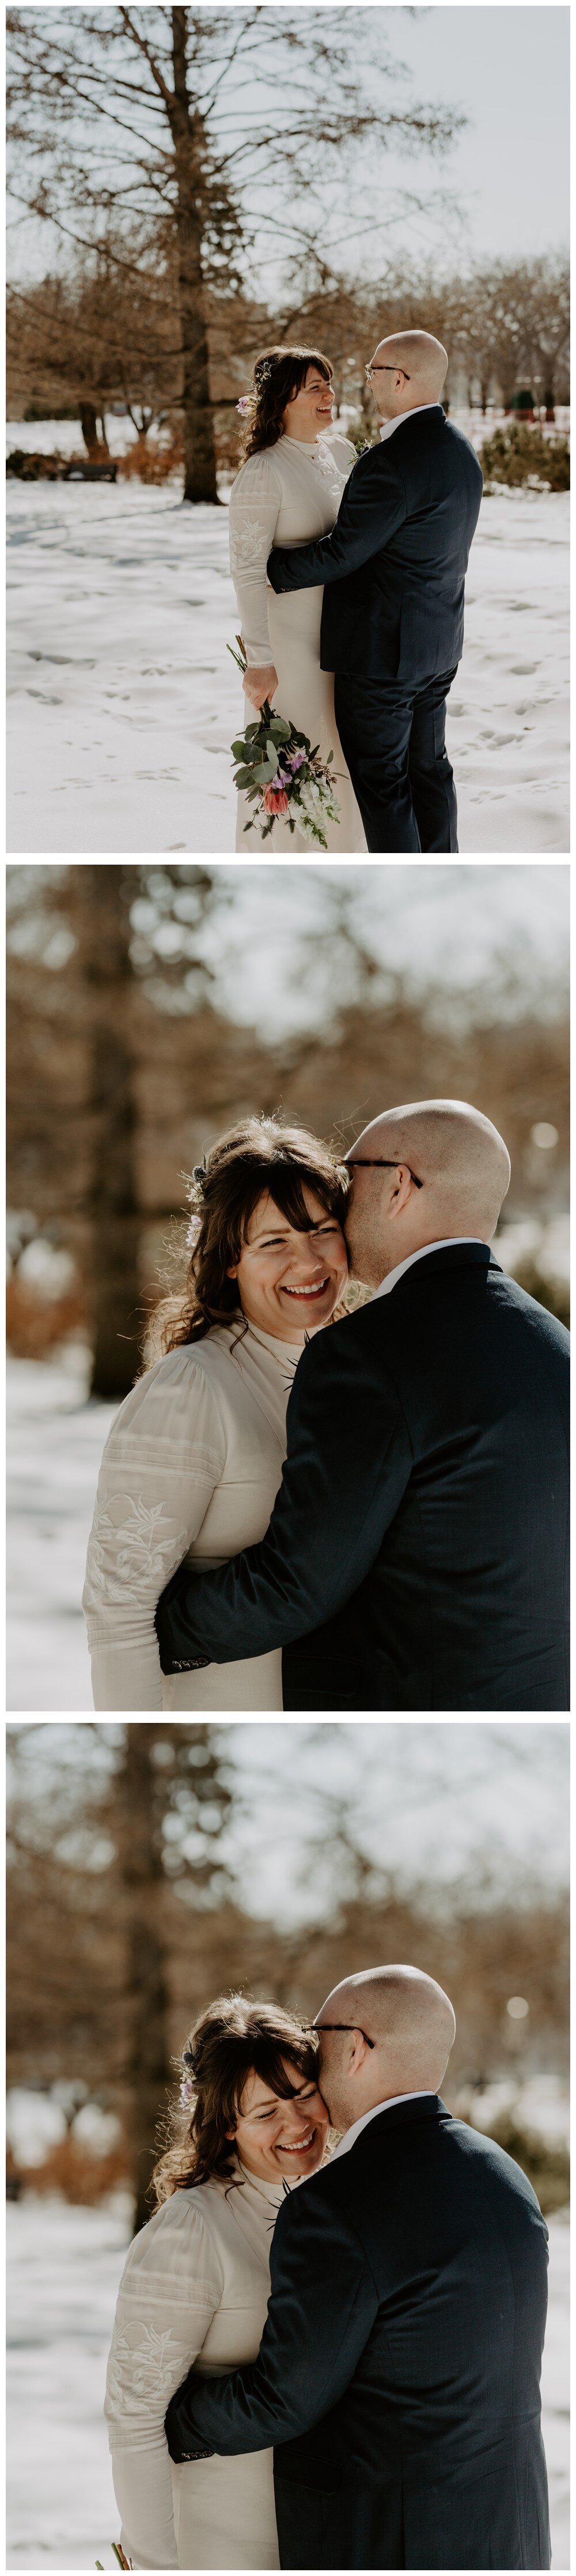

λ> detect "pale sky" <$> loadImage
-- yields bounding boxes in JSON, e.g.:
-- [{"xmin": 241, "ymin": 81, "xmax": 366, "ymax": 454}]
[
  {"xmin": 191, "ymin": 862, "xmax": 569, "ymax": 1040},
  {"xmin": 350, "ymin": 5, "xmax": 570, "ymax": 271},
  {"xmin": 221, "ymin": 1720, "xmax": 569, "ymax": 1925}
]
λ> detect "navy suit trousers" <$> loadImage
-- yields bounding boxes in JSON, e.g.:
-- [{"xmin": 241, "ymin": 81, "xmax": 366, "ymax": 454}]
[{"xmin": 335, "ymin": 665, "xmax": 458, "ymax": 853}]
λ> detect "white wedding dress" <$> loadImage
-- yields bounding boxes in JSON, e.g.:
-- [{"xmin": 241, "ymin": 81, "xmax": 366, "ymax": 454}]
[
  {"xmin": 229, "ymin": 431, "xmax": 366, "ymax": 851},
  {"xmin": 82, "ymin": 1318, "xmax": 305, "ymax": 1711},
  {"xmin": 105, "ymin": 2158, "xmax": 285, "ymax": 2569}
]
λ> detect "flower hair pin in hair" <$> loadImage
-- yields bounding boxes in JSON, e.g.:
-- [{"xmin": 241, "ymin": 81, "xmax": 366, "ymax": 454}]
[
  {"xmin": 236, "ymin": 394, "xmax": 252, "ymax": 415},
  {"xmin": 180, "ymin": 2040, "xmax": 197, "ymax": 2107},
  {"xmin": 192, "ymin": 1156, "xmax": 207, "ymax": 1189}
]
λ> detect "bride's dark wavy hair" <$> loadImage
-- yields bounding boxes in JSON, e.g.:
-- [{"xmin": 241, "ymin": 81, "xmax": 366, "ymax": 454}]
[
  {"xmin": 147, "ymin": 1114, "xmax": 350, "ymax": 1356},
  {"xmin": 240, "ymin": 346, "xmax": 333, "ymax": 460},
  {"xmin": 150, "ymin": 1993, "xmax": 321, "ymax": 2202}
]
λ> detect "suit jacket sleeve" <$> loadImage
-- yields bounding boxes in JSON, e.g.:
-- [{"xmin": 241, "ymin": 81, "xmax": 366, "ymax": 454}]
[
  {"xmin": 267, "ymin": 447, "xmax": 407, "ymax": 593},
  {"xmin": 154, "ymin": 1321, "xmax": 412, "ymax": 1672},
  {"xmin": 165, "ymin": 2183, "xmax": 378, "ymax": 2461}
]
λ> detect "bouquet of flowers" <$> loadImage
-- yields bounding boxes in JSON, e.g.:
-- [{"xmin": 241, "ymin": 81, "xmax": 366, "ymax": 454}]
[{"xmin": 228, "ymin": 638, "xmax": 342, "ymax": 847}]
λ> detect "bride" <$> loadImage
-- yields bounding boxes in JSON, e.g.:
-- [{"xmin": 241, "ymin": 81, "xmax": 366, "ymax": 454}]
[
  {"xmin": 105, "ymin": 1993, "xmax": 330, "ymax": 2569},
  {"xmin": 82, "ymin": 1117, "xmax": 349, "ymax": 1710},
  {"xmin": 229, "ymin": 345, "xmax": 366, "ymax": 851}
]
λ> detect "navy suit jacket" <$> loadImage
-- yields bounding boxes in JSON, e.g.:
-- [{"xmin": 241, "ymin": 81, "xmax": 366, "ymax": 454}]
[
  {"xmin": 155, "ymin": 1248, "xmax": 570, "ymax": 1713},
  {"xmin": 165, "ymin": 2098, "xmax": 551, "ymax": 2570},
  {"xmin": 267, "ymin": 408, "xmax": 483, "ymax": 685}
]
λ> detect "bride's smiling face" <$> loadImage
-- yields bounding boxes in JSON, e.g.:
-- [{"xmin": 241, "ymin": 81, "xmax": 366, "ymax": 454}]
[
  {"xmin": 283, "ymin": 365, "xmax": 334, "ymax": 441},
  {"xmin": 229, "ymin": 2059, "xmax": 330, "ymax": 2182},
  {"xmin": 228, "ymin": 1186, "xmax": 348, "ymax": 1341}
]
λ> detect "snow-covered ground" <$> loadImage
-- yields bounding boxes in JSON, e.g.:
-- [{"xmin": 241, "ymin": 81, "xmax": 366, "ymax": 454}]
[
  {"xmin": 6, "ymin": 422, "xmax": 569, "ymax": 855},
  {"xmin": 6, "ymin": 2193, "xmax": 570, "ymax": 2571},
  {"xmin": 7, "ymin": 1351, "xmax": 110, "ymax": 1713}
]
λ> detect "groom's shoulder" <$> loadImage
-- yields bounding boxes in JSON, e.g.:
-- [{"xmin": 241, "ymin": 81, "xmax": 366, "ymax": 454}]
[
  {"xmin": 351, "ymin": 437, "xmax": 404, "ymax": 485},
  {"xmin": 443, "ymin": 415, "xmax": 484, "ymax": 478},
  {"xmin": 293, "ymin": 1296, "xmax": 388, "ymax": 1385},
  {"xmin": 272, "ymin": 2147, "xmax": 365, "ymax": 2247},
  {"xmin": 496, "ymin": 1267, "xmax": 570, "ymax": 1357}
]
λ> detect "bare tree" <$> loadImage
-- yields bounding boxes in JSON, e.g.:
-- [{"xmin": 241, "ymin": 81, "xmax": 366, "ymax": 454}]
[
  {"xmin": 7, "ymin": 1719, "xmax": 235, "ymax": 2231},
  {"xmin": 454, "ymin": 258, "xmax": 570, "ymax": 414},
  {"xmin": 7, "ymin": 5, "xmax": 465, "ymax": 500}
]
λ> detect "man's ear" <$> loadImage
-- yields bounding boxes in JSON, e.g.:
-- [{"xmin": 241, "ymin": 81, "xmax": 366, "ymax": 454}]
[
  {"xmin": 350, "ymin": 2027, "xmax": 367, "ymax": 2069},
  {"xmin": 388, "ymin": 1164, "xmax": 413, "ymax": 1219}
]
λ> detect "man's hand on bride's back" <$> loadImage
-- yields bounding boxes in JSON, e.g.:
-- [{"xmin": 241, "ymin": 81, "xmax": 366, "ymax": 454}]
[{"xmin": 243, "ymin": 664, "xmax": 278, "ymax": 710}]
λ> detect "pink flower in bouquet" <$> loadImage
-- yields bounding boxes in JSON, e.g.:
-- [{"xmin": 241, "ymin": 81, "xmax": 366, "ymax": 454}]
[
  {"xmin": 287, "ymin": 750, "xmax": 306, "ymax": 771},
  {"xmin": 264, "ymin": 786, "xmax": 289, "ymax": 814}
]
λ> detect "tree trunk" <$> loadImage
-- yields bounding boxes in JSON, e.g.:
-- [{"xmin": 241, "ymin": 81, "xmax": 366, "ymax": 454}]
[
  {"xmin": 73, "ymin": 866, "xmax": 141, "ymax": 1399},
  {"xmin": 169, "ymin": 7, "xmax": 218, "ymax": 504},
  {"xmin": 79, "ymin": 402, "xmax": 102, "ymax": 455},
  {"xmin": 116, "ymin": 1727, "xmax": 172, "ymax": 2234}
]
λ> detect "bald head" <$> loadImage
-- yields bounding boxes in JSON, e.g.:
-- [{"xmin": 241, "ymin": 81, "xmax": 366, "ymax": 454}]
[
  {"xmin": 370, "ymin": 330, "xmax": 448, "ymax": 423},
  {"xmin": 345, "ymin": 1098, "xmax": 510, "ymax": 1287},
  {"xmin": 316, "ymin": 1966, "xmax": 456, "ymax": 2131}
]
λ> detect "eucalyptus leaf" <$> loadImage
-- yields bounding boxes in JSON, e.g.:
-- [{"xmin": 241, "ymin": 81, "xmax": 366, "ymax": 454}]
[
  {"xmin": 231, "ymin": 740, "xmax": 249, "ymax": 760},
  {"xmin": 252, "ymin": 758, "xmax": 278, "ymax": 783}
]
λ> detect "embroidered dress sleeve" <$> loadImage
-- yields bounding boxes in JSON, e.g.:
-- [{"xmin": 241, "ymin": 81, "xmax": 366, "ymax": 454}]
[
  {"xmin": 228, "ymin": 451, "xmax": 283, "ymax": 664},
  {"xmin": 82, "ymin": 1349, "xmax": 226, "ymax": 1711},
  {"xmin": 105, "ymin": 2193, "xmax": 224, "ymax": 2571}
]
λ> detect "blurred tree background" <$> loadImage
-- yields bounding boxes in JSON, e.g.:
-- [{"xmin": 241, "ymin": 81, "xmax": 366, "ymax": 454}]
[
  {"xmin": 7, "ymin": 255, "xmax": 570, "ymax": 469},
  {"xmin": 6, "ymin": 1721, "xmax": 569, "ymax": 2231},
  {"xmin": 6, "ymin": 862, "xmax": 569, "ymax": 1400}
]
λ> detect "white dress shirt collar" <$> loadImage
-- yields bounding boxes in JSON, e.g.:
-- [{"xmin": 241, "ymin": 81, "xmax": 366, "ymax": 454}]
[
  {"xmin": 331, "ymin": 2093, "xmax": 436, "ymax": 2160},
  {"xmin": 379, "ymin": 402, "xmax": 443, "ymax": 443},
  {"xmin": 372, "ymin": 1238, "xmax": 487, "ymax": 1302}
]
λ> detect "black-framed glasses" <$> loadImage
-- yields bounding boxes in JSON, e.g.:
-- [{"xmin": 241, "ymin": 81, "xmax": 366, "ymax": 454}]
[
  {"xmin": 313, "ymin": 2023, "xmax": 376, "ymax": 2049},
  {"xmin": 346, "ymin": 1157, "xmax": 423, "ymax": 1189},
  {"xmin": 365, "ymin": 363, "xmax": 410, "ymax": 381}
]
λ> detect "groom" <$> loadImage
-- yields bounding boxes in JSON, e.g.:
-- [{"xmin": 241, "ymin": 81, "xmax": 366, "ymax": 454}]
[
  {"xmin": 266, "ymin": 330, "xmax": 483, "ymax": 853},
  {"xmin": 155, "ymin": 1097, "xmax": 570, "ymax": 1711},
  {"xmin": 165, "ymin": 1963, "xmax": 551, "ymax": 2570}
]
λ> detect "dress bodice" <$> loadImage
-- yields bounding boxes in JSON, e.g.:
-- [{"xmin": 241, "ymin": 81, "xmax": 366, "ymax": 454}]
[
  {"xmin": 229, "ymin": 432, "xmax": 355, "ymax": 663},
  {"xmin": 82, "ymin": 1317, "xmax": 308, "ymax": 1711}
]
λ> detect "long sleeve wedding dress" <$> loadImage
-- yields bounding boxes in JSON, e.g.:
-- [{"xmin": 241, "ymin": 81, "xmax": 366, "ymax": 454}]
[
  {"xmin": 82, "ymin": 1320, "xmax": 304, "ymax": 1711},
  {"xmin": 105, "ymin": 2160, "xmax": 285, "ymax": 2569},
  {"xmin": 229, "ymin": 431, "xmax": 366, "ymax": 851}
]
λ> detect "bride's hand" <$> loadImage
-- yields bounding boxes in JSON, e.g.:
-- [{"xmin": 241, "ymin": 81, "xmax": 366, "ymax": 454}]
[{"xmin": 243, "ymin": 664, "xmax": 278, "ymax": 710}]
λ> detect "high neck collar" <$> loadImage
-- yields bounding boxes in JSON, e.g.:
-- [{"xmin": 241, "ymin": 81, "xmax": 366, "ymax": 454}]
[
  {"xmin": 226, "ymin": 1316, "xmax": 306, "ymax": 1362},
  {"xmin": 283, "ymin": 433, "xmax": 332, "ymax": 452},
  {"xmin": 245, "ymin": 1319, "xmax": 306, "ymax": 1360},
  {"xmin": 236, "ymin": 2153, "xmax": 286, "ymax": 2208}
]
